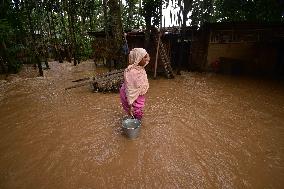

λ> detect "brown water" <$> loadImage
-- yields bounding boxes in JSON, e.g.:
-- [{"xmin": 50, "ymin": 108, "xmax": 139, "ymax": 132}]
[{"xmin": 0, "ymin": 61, "xmax": 283, "ymax": 189}]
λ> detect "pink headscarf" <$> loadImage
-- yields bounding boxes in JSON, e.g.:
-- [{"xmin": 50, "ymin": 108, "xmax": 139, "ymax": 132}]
[{"xmin": 124, "ymin": 48, "xmax": 149, "ymax": 105}]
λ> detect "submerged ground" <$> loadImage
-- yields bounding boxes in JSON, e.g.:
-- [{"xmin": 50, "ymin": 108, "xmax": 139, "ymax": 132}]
[{"xmin": 0, "ymin": 61, "xmax": 283, "ymax": 188}]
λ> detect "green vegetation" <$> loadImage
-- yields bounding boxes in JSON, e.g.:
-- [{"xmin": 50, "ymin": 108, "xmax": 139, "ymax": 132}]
[{"xmin": 0, "ymin": 0, "xmax": 282, "ymax": 75}]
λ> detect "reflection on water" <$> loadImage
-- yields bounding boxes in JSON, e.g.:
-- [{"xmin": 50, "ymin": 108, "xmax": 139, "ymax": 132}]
[{"xmin": 0, "ymin": 61, "xmax": 283, "ymax": 188}]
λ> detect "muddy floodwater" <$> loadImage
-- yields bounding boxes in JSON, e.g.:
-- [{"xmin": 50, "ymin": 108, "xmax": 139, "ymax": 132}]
[{"xmin": 0, "ymin": 61, "xmax": 283, "ymax": 189}]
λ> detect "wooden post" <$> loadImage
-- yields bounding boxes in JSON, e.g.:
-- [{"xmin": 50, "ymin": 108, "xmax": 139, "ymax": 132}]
[{"xmin": 154, "ymin": 32, "xmax": 161, "ymax": 79}]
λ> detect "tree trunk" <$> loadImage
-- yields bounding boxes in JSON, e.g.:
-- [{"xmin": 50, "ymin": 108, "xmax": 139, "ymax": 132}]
[
  {"xmin": 0, "ymin": 40, "xmax": 8, "ymax": 74},
  {"xmin": 202, "ymin": 0, "xmax": 213, "ymax": 24},
  {"xmin": 136, "ymin": 0, "xmax": 142, "ymax": 28},
  {"xmin": 144, "ymin": 16, "xmax": 151, "ymax": 51},
  {"xmin": 176, "ymin": 0, "xmax": 193, "ymax": 74},
  {"xmin": 159, "ymin": 0, "xmax": 162, "ymax": 28},
  {"xmin": 28, "ymin": 7, "xmax": 43, "ymax": 76},
  {"xmin": 50, "ymin": 11, "xmax": 63, "ymax": 63},
  {"xmin": 68, "ymin": 0, "xmax": 78, "ymax": 66},
  {"xmin": 14, "ymin": 0, "xmax": 24, "ymax": 44},
  {"xmin": 127, "ymin": 0, "xmax": 134, "ymax": 30},
  {"xmin": 103, "ymin": 0, "xmax": 109, "ymax": 37},
  {"xmin": 39, "ymin": 23, "xmax": 50, "ymax": 69},
  {"xmin": 60, "ymin": 2, "xmax": 71, "ymax": 62},
  {"xmin": 89, "ymin": 14, "xmax": 94, "ymax": 30},
  {"xmin": 108, "ymin": 0, "xmax": 124, "ymax": 68}
]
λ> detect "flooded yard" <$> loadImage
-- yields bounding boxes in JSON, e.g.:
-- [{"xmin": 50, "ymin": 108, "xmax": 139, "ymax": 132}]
[{"xmin": 0, "ymin": 61, "xmax": 283, "ymax": 188}]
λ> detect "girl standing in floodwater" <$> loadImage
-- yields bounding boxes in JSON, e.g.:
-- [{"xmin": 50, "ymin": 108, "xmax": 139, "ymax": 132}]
[{"xmin": 119, "ymin": 48, "xmax": 150, "ymax": 120}]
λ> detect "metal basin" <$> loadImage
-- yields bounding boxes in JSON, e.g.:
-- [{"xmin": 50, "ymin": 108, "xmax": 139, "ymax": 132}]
[{"xmin": 122, "ymin": 118, "xmax": 141, "ymax": 139}]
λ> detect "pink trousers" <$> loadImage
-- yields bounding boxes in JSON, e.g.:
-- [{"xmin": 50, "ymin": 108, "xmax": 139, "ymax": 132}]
[{"xmin": 119, "ymin": 83, "xmax": 145, "ymax": 120}]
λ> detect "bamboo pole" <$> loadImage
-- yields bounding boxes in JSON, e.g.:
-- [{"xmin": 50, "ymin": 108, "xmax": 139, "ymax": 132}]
[{"xmin": 154, "ymin": 32, "xmax": 161, "ymax": 79}]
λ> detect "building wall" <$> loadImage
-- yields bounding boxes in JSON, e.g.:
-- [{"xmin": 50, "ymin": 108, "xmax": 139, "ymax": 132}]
[{"xmin": 207, "ymin": 42, "xmax": 277, "ymax": 74}]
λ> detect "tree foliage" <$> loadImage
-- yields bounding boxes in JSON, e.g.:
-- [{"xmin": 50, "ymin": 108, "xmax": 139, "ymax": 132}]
[
  {"xmin": 213, "ymin": 0, "xmax": 283, "ymax": 22},
  {"xmin": 0, "ymin": 0, "xmax": 283, "ymax": 75},
  {"xmin": 122, "ymin": 0, "xmax": 144, "ymax": 30},
  {"xmin": 165, "ymin": 0, "xmax": 282, "ymax": 27}
]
